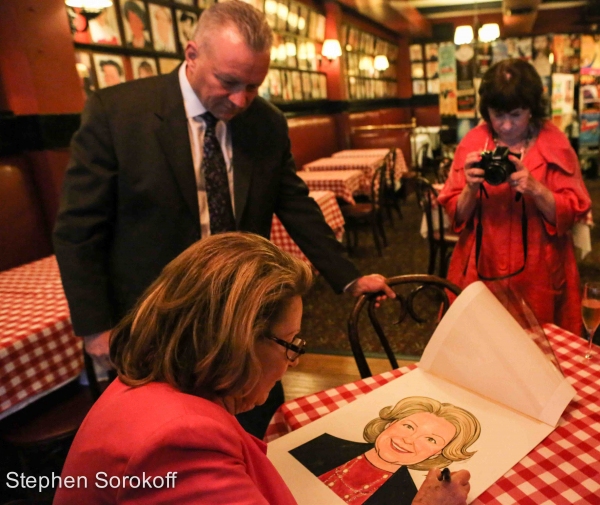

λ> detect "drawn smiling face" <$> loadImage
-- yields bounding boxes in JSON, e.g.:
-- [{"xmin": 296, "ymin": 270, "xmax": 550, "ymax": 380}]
[{"xmin": 374, "ymin": 412, "xmax": 456, "ymax": 466}]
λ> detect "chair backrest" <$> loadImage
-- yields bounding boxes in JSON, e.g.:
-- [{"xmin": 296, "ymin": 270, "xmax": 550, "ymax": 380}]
[
  {"xmin": 347, "ymin": 274, "xmax": 462, "ymax": 378},
  {"xmin": 415, "ymin": 176, "xmax": 448, "ymax": 243},
  {"xmin": 370, "ymin": 163, "xmax": 387, "ymax": 211}
]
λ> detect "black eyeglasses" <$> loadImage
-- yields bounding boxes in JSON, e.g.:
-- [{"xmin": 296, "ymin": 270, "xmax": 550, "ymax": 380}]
[{"xmin": 264, "ymin": 334, "xmax": 306, "ymax": 361}]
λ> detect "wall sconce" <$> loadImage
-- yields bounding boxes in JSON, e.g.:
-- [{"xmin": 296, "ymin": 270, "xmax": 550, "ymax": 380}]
[
  {"xmin": 478, "ymin": 23, "xmax": 500, "ymax": 43},
  {"xmin": 65, "ymin": 0, "xmax": 113, "ymax": 11},
  {"xmin": 321, "ymin": 39, "xmax": 342, "ymax": 61},
  {"xmin": 374, "ymin": 55, "xmax": 390, "ymax": 72},
  {"xmin": 454, "ymin": 25, "xmax": 474, "ymax": 45}
]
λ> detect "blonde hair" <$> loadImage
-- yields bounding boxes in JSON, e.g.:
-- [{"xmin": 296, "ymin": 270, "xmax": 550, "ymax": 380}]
[
  {"xmin": 110, "ymin": 232, "xmax": 312, "ymax": 409},
  {"xmin": 363, "ymin": 396, "xmax": 481, "ymax": 471},
  {"xmin": 194, "ymin": 0, "xmax": 273, "ymax": 53}
]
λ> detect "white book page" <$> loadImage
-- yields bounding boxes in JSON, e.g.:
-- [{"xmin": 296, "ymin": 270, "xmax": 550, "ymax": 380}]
[
  {"xmin": 419, "ymin": 282, "xmax": 575, "ymax": 426},
  {"xmin": 268, "ymin": 368, "xmax": 554, "ymax": 504}
]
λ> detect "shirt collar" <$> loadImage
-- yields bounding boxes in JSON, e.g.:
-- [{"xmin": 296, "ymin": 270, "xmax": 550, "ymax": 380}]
[{"xmin": 178, "ymin": 61, "xmax": 207, "ymax": 119}]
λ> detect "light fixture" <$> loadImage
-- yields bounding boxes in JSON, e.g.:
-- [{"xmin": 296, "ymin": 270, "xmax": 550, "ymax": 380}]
[
  {"xmin": 373, "ymin": 54, "xmax": 389, "ymax": 71},
  {"xmin": 454, "ymin": 25, "xmax": 474, "ymax": 45},
  {"xmin": 478, "ymin": 23, "xmax": 500, "ymax": 43},
  {"xmin": 65, "ymin": 0, "xmax": 113, "ymax": 11},
  {"xmin": 321, "ymin": 39, "xmax": 342, "ymax": 61}
]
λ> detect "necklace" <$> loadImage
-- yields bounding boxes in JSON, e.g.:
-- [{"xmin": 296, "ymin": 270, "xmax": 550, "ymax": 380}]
[{"xmin": 320, "ymin": 455, "xmax": 391, "ymax": 504}]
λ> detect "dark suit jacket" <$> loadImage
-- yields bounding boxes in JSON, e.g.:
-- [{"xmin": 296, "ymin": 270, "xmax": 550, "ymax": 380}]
[
  {"xmin": 289, "ymin": 433, "xmax": 418, "ymax": 505},
  {"xmin": 53, "ymin": 70, "xmax": 359, "ymax": 335}
]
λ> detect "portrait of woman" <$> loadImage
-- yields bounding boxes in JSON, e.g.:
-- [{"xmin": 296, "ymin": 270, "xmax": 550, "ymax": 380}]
[
  {"xmin": 150, "ymin": 4, "xmax": 177, "ymax": 52},
  {"xmin": 289, "ymin": 396, "xmax": 481, "ymax": 505},
  {"xmin": 122, "ymin": 0, "xmax": 152, "ymax": 49}
]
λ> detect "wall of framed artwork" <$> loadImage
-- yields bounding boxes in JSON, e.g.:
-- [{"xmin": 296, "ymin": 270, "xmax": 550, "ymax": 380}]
[
  {"xmin": 342, "ymin": 23, "xmax": 398, "ymax": 100},
  {"xmin": 66, "ymin": 0, "xmax": 327, "ymax": 103}
]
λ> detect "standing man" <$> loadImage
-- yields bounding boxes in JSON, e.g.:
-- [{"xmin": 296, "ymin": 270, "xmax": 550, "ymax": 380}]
[{"xmin": 54, "ymin": 0, "xmax": 393, "ymax": 437}]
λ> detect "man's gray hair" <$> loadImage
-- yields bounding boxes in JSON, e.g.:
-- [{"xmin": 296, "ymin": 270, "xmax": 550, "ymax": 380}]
[{"xmin": 194, "ymin": 0, "xmax": 273, "ymax": 53}]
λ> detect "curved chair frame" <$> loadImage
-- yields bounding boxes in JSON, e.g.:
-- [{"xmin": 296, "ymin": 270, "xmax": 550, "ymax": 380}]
[{"xmin": 347, "ymin": 274, "xmax": 462, "ymax": 378}]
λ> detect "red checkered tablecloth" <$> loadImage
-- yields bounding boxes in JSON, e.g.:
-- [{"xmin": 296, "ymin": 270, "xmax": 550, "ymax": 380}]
[
  {"xmin": 297, "ymin": 170, "xmax": 363, "ymax": 204},
  {"xmin": 303, "ymin": 157, "xmax": 386, "ymax": 194},
  {"xmin": 271, "ymin": 190, "xmax": 345, "ymax": 265},
  {"xmin": 0, "ymin": 256, "xmax": 83, "ymax": 418},
  {"xmin": 265, "ymin": 324, "xmax": 600, "ymax": 504},
  {"xmin": 331, "ymin": 148, "xmax": 409, "ymax": 179}
]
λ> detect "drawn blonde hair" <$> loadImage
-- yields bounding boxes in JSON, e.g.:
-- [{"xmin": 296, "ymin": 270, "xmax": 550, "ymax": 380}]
[
  {"xmin": 363, "ymin": 396, "xmax": 481, "ymax": 471},
  {"xmin": 110, "ymin": 232, "xmax": 312, "ymax": 412}
]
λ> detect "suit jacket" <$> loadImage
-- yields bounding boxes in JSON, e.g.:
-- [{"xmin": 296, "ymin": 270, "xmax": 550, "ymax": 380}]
[
  {"xmin": 53, "ymin": 380, "xmax": 298, "ymax": 505},
  {"xmin": 289, "ymin": 433, "xmax": 418, "ymax": 505},
  {"xmin": 54, "ymin": 70, "xmax": 359, "ymax": 335}
]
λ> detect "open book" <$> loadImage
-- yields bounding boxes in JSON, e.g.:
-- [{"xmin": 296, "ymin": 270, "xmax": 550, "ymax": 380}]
[{"xmin": 267, "ymin": 282, "xmax": 576, "ymax": 504}]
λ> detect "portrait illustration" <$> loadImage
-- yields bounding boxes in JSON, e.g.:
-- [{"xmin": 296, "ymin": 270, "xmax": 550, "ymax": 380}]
[
  {"xmin": 93, "ymin": 54, "xmax": 126, "ymax": 88},
  {"xmin": 121, "ymin": 0, "xmax": 152, "ymax": 50},
  {"xmin": 289, "ymin": 396, "xmax": 481, "ymax": 505}
]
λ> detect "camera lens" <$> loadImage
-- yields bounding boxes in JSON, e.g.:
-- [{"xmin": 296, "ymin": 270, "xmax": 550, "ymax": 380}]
[{"xmin": 485, "ymin": 162, "xmax": 507, "ymax": 186}]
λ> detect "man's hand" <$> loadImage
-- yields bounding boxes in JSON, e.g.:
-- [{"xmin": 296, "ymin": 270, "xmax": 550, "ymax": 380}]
[
  {"xmin": 83, "ymin": 330, "xmax": 112, "ymax": 370},
  {"xmin": 412, "ymin": 468, "xmax": 471, "ymax": 505},
  {"xmin": 347, "ymin": 274, "xmax": 396, "ymax": 306}
]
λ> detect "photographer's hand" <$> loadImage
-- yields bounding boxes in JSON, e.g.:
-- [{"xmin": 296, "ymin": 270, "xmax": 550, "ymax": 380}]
[
  {"xmin": 456, "ymin": 151, "xmax": 485, "ymax": 224},
  {"xmin": 509, "ymin": 153, "xmax": 556, "ymax": 224}
]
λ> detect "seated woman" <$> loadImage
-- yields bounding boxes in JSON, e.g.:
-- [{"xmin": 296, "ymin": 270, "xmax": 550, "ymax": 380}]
[{"xmin": 54, "ymin": 232, "xmax": 470, "ymax": 505}]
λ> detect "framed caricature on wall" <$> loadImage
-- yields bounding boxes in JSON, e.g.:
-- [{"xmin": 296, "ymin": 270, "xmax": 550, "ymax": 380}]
[
  {"xmin": 121, "ymin": 0, "xmax": 152, "ymax": 50},
  {"xmin": 149, "ymin": 3, "xmax": 177, "ymax": 53},
  {"xmin": 93, "ymin": 53, "xmax": 126, "ymax": 88},
  {"xmin": 131, "ymin": 56, "xmax": 158, "ymax": 79}
]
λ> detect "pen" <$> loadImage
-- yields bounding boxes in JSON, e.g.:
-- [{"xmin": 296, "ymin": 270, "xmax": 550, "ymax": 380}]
[{"xmin": 438, "ymin": 468, "xmax": 451, "ymax": 482}]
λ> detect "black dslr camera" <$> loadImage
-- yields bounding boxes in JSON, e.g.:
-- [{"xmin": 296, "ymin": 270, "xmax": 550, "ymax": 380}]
[{"xmin": 473, "ymin": 146, "xmax": 519, "ymax": 186}]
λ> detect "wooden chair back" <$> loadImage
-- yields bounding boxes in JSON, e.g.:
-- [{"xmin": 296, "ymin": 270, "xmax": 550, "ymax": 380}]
[{"xmin": 348, "ymin": 274, "xmax": 461, "ymax": 378}]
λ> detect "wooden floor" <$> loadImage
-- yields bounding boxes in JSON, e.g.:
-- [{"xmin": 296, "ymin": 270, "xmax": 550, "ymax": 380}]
[{"xmin": 281, "ymin": 352, "xmax": 417, "ymax": 402}]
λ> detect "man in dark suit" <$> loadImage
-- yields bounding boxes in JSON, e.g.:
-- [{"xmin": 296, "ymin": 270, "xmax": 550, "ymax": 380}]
[{"xmin": 53, "ymin": 0, "xmax": 394, "ymax": 437}]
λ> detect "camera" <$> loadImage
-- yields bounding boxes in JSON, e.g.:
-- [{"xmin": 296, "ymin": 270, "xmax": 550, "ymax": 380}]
[{"xmin": 472, "ymin": 146, "xmax": 519, "ymax": 186}]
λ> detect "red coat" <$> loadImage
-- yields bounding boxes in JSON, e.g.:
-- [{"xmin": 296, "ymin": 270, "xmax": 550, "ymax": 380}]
[
  {"xmin": 54, "ymin": 380, "xmax": 298, "ymax": 505},
  {"xmin": 438, "ymin": 122, "xmax": 591, "ymax": 335}
]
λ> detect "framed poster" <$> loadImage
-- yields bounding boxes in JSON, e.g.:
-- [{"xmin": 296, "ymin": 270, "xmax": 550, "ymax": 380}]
[
  {"xmin": 409, "ymin": 43, "xmax": 423, "ymax": 62},
  {"xmin": 158, "ymin": 57, "xmax": 182, "ymax": 74},
  {"xmin": 425, "ymin": 43, "xmax": 438, "ymax": 61},
  {"xmin": 175, "ymin": 9, "xmax": 198, "ymax": 50},
  {"xmin": 291, "ymin": 70, "xmax": 303, "ymax": 100},
  {"xmin": 67, "ymin": 4, "xmax": 122, "ymax": 45},
  {"xmin": 268, "ymin": 68, "xmax": 282, "ymax": 99},
  {"xmin": 74, "ymin": 50, "xmax": 97, "ymax": 101},
  {"xmin": 131, "ymin": 56, "xmax": 158, "ymax": 79},
  {"xmin": 149, "ymin": 4, "xmax": 177, "ymax": 53},
  {"xmin": 318, "ymin": 73, "xmax": 327, "ymax": 99},
  {"xmin": 93, "ymin": 53, "xmax": 126, "ymax": 88},
  {"xmin": 282, "ymin": 70, "xmax": 293, "ymax": 101},
  {"xmin": 311, "ymin": 72, "xmax": 321, "ymax": 99},
  {"xmin": 411, "ymin": 62, "xmax": 425, "ymax": 79},
  {"xmin": 301, "ymin": 72, "xmax": 311, "ymax": 100},
  {"xmin": 121, "ymin": 0, "xmax": 152, "ymax": 50},
  {"xmin": 412, "ymin": 79, "xmax": 426, "ymax": 96}
]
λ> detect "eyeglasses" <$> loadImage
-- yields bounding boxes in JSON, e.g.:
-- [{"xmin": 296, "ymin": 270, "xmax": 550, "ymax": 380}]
[{"xmin": 264, "ymin": 334, "xmax": 306, "ymax": 361}]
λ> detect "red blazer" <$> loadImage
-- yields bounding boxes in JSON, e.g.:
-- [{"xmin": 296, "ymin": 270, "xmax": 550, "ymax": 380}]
[
  {"xmin": 54, "ymin": 380, "xmax": 298, "ymax": 505},
  {"xmin": 438, "ymin": 121, "xmax": 591, "ymax": 335}
]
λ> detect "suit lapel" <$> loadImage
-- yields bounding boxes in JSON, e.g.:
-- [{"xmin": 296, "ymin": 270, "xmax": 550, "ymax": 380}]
[
  {"xmin": 155, "ymin": 70, "xmax": 200, "ymax": 227},
  {"xmin": 230, "ymin": 113, "xmax": 256, "ymax": 227}
]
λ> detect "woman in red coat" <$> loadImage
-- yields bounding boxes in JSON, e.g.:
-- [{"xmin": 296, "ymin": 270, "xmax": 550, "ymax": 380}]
[
  {"xmin": 54, "ymin": 233, "xmax": 471, "ymax": 505},
  {"xmin": 438, "ymin": 59, "xmax": 591, "ymax": 335}
]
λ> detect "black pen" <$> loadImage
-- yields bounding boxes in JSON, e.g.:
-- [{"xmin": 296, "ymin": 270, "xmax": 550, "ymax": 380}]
[{"xmin": 438, "ymin": 467, "xmax": 451, "ymax": 482}]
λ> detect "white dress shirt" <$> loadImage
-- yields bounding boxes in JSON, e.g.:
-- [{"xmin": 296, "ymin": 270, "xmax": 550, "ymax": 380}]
[{"xmin": 178, "ymin": 62, "xmax": 235, "ymax": 237}]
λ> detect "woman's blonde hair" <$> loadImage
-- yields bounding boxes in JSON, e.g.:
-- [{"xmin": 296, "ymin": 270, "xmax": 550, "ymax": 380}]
[
  {"xmin": 110, "ymin": 232, "xmax": 312, "ymax": 408},
  {"xmin": 363, "ymin": 396, "xmax": 481, "ymax": 471}
]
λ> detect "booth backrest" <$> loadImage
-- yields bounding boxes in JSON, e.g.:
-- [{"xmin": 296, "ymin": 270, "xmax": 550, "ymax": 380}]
[
  {"xmin": 287, "ymin": 115, "xmax": 342, "ymax": 169},
  {"xmin": 350, "ymin": 129, "xmax": 413, "ymax": 168},
  {"xmin": 0, "ymin": 159, "xmax": 53, "ymax": 271}
]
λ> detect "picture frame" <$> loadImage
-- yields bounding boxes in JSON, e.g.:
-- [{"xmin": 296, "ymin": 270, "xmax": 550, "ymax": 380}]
[
  {"xmin": 311, "ymin": 72, "xmax": 321, "ymax": 99},
  {"xmin": 301, "ymin": 72, "xmax": 312, "ymax": 100},
  {"xmin": 175, "ymin": 9, "xmax": 198, "ymax": 51},
  {"xmin": 286, "ymin": 1, "xmax": 299, "ymax": 34},
  {"xmin": 158, "ymin": 57, "xmax": 182, "ymax": 74},
  {"xmin": 74, "ymin": 50, "xmax": 97, "ymax": 101},
  {"xmin": 121, "ymin": 0, "xmax": 152, "ymax": 50},
  {"xmin": 291, "ymin": 70, "xmax": 303, "ymax": 100},
  {"xmin": 131, "ymin": 56, "xmax": 158, "ymax": 79},
  {"xmin": 318, "ymin": 73, "xmax": 327, "ymax": 99},
  {"xmin": 93, "ymin": 53, "xmax": 127, "ymax": 88},
  {"xmin": 285, "ymin": 37, "xmax": 298, "ymax": 68},
  {"xmin": 297, "ymin": 4, "xmax": 309, "ymax": 37},
  {"xmin": 276, "ymin": 1, "xmax": 289, "ymax": 32},
  {"xmin": 268, "ymin": 68, "xmax": 283, "ymax": 99},
  {"xmin": 67, "ymin": 4, "xmax": 122, "ymax": 46},
  {"xmin": 425, "ymin": 43, "xmax": 439, "ymax": 61},
  {"xmin": 281, "ymin": 70, "xmax": 293, "ymax": 101},
  {"xmin": 409, "ymin": 43, "xmax": 423, "ymax": 62},
  {"xmin": 411, "ymin": 62, "xmax": 425, "ymax": 79},
  {"xmin": 149, "ymin": 4, "xmax": 177, "ymax": 53},
  {"xmin": 264, "ymin": 0, "xmax": 278, "ymax": 28}
]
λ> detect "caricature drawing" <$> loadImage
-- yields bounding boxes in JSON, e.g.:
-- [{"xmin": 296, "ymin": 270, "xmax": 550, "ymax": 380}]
[{"xmin": 289, "ymin": 396, "xmax": 481, "ymax": 505}]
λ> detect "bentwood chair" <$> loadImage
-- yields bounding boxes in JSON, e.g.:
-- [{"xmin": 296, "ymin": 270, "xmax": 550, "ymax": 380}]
[
  {"xmin": 382, "ymin": 148, "xmax": 403, "ymax": 225},
  {"xmin": 415, "ymin": 177, "xmax": 459, "ymax": 277},
  {"xmin": 347, "ymin": 274, "xmax": 462, "ymax": 378},
  {"xmin": 341, "ymin": 163, "xmax": 387, "ymax": 256}
]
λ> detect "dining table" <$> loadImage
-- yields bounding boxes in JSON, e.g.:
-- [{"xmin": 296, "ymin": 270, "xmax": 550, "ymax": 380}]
[
  {"xmin": 271, "ymin": 190, "xmax": 345, "ymax": 265},
  {"xmin": 265, "ymin": 324, "xmax": 600, "ymax": 504},
  {"xmin": 331, "ymin": 147, "xmax": 410, "ymax": 185},
  {"xmin": 0, "ymin": 256, "xmax": 83, "ymax": 420},
  {"xmin": 303, "ymin": 156, "xmax": 395, "ymax": 195},
  {"xmin": 296, "ymin": 170, "xmax": 363, "ymax": 204}
]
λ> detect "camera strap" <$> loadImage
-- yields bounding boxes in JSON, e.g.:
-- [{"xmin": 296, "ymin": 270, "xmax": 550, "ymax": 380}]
[{"xmin": 474, "ymin": 185, "xmax": 528, "ymax": 281}]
